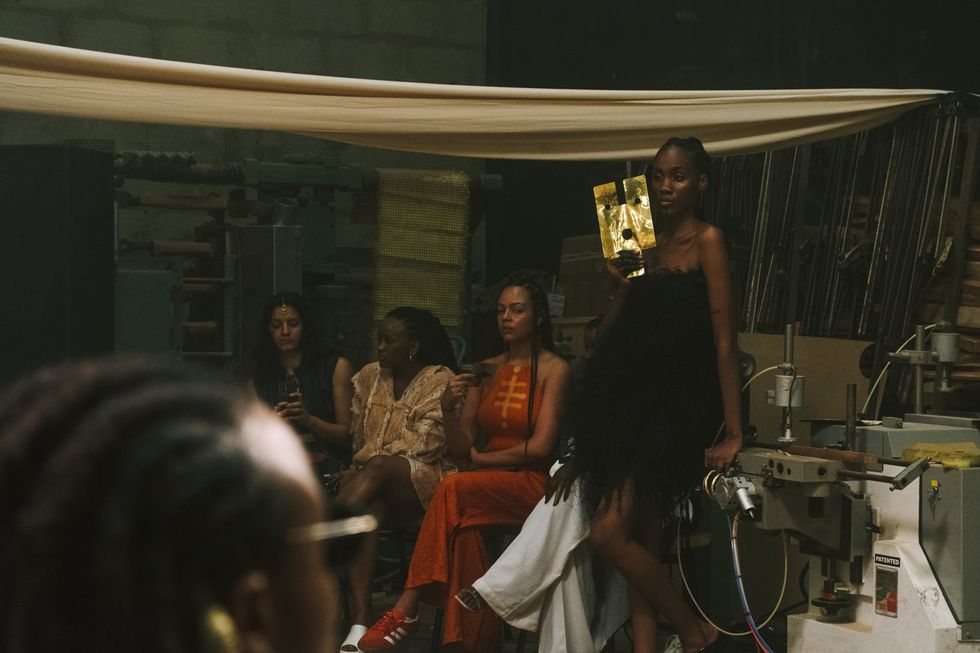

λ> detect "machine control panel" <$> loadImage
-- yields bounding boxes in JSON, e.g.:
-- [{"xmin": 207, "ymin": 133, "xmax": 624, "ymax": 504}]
[{"xmin": 738, "ymin": 449, "xmax": 844, "ymax": 483}]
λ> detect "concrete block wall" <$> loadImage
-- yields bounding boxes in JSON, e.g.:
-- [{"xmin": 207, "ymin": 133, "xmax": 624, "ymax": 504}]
[{"xmin": 0, "ymin": 0, "xmax": 487, "ymax": 169}]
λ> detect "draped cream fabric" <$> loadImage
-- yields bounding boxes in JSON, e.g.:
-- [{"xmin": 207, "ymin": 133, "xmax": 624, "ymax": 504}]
[{"xmin": 0, "ymin": 37, "xmax": 942, "ymax": 160}]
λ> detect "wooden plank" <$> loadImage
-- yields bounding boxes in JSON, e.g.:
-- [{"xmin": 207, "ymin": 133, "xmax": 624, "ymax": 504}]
[
  {"xmin": 921, "ymin": 303, "xmax": 980, "ymax": 330},
  {"xmin": 960, "ymin": 334, "xmax": 980, "ymax": 354},
  {"xmin": 944, "ymin": 200, "xmax": 980, "ymax": 222},
  {"xmin": 925, "ymin": 282, "xmax": 980, "ymax": 307},
  {"xmin": 959, "ymin": 306, "xmax": 980, "ymax": 329},
  {"xmin": 964, "ymin": 280, "xmax": 980, "ymax": 305}
]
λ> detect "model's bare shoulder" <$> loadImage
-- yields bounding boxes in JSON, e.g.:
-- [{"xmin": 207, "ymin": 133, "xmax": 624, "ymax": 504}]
[{"xmin": 538, "ymin": 350, "xmax": 573, "ymax": 379}]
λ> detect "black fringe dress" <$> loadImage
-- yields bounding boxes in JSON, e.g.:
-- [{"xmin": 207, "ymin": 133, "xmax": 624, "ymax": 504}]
[{"xmin": 573, "ymin": 269, "xmax": 724, "ymax": 514}]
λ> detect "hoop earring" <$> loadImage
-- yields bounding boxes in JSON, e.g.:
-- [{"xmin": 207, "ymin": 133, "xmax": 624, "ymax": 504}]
[{"xmin": 202, "ymin": 605, "xmax": 240, "ymax": 653}]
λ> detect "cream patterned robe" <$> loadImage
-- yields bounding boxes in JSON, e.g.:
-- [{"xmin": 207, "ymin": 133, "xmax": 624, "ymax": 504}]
[{"xmin": 350, "ymin": 363, "xmax": 457, "ymax": 508}]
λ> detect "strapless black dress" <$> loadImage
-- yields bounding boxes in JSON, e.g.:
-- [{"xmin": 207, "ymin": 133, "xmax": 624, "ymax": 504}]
[{"xmin": 573, "ymin": 269, "xmax": 724, "ymax": 513}]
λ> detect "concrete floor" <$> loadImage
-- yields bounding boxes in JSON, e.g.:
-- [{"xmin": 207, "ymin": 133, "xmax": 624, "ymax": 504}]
[
  {"xmin": 349, "ymin": 594, "xmax": 543, "ymax": 652},
  {"xmin": 345, "ymin": 591, "xmax": 769, "ymax": 652},
  {"xmin": 344, "ymin": 591, "xmax": 653, "ymax": 652},
  {"xmin": 340, "ymin": 552, "xmax": 768, "ymax": 652}
]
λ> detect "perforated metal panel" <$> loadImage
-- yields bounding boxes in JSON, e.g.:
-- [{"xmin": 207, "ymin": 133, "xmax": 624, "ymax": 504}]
[{"xmin": 373, "ymin": 169, "xmax": 469, "ymax": 329}]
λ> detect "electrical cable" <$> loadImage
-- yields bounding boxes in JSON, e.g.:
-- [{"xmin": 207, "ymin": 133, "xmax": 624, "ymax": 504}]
[
  {"xmin": 710, "ymin": 365, "xmax": 781, "ymax": 446},
  {"xmin": 743, "ymin": 365, "xmax": 781, "ymax": 393},
  {"xmin": 675, "ymin": 508, "xmax": 788, "ymax": 638},
  {"xmin": 729, "ymin": 513, "xmax": 777, "ymax": 653},
  {"xmin": 861, "ymin": 323, "xmax": 938, "ymax": 415},
  {"xmin": 692, "ymin": 364, "xmax": 788, "ymax": 640}
]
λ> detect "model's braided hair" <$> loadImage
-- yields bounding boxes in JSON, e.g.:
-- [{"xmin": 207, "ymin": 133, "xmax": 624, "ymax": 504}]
[
  {"xmin": 649, "ymin": 136, "xmax": 712, "ymax": 177},
  {"xmin": 643, "ymin": 136, "xmax": 713, "ymax": 219},
  {"xmin": 385, "ymin": 306, "xmax": 460, "ymax": 373},
  {"xmin": 0, "ymin": 358, "xmax": 303, "ymax": 653},
  {"xmin": 499, "ymin": 277, "xmax": 555, "ymax": 451}
]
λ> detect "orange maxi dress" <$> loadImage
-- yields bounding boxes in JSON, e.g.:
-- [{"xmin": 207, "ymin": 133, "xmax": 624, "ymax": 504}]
[{"xmin": 404, "ymin": 363, "xmax": 550, "ymax": 652}]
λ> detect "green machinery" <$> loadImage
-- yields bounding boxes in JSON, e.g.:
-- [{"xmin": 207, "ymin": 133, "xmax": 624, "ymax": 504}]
[{"xmin": 114, "ymin": 154, "xmax": 366, "ymax": 375}]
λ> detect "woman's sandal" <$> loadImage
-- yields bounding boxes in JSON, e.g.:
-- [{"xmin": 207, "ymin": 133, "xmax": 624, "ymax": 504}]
[{"xmin": 454, "ymin": 586, "xmax": 487, "ymax": 613}]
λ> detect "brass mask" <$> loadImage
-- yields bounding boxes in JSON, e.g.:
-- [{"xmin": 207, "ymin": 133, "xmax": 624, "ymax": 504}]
[{"xmin": 593, "ymin": 175, "xmax": 656, "ymax": 278}]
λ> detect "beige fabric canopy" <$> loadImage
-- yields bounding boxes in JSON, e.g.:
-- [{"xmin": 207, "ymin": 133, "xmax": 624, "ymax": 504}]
[{"xmin": 0, "ymin": 37, "xmax": 943, "ymax": 160}]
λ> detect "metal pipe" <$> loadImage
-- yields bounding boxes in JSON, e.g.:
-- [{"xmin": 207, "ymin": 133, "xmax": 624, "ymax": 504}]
[
  {"xmin": 943, "ymin": 116, "xmax": 980, "ymax": 326},
  {"xmin": 183, "ymin": 321, "xmax": 219, "ymax": 334},
  {"xmin": 182, "ymin": 282, "xmax": 222, "ymax": 294},
  {"xmin": 787, "ymin": 145, "xmax": 810, "ymax": 327},
  {"xmin": 859, "ymin": 129, "xmax": 899, "ymax": 335},
  {"xmin": 836, "ymin": 470, "xmax": 902, "ymax": 484},
  {"xmin": 183, "ymin": 277, "xmax": 233, "ymax": 284},
  {"xmin": 935, "ymin": 115, "xmax": 961, "ymax": 255},
  {"xmin": 745, "ymin": 152, "xmax": 774, "ymax": 332},
  {"xmin": 784, "ymin": 323, "xmax": 795, "ymax": 365},
  {"xmin": 153, "ymin": 240, "xmax": 216, "ymax": 256},
  {"xmin": 846, "ymin": 384, "xmax": 857, "ymax": 448},
  {"xmin": 826, "ymin": 135, "xmax": 862, "ymax": 334},
  {"xmin": 914, "ymin": 324, "xmax": 926, "ymax": 414},
  {"xmin": 780, "ymin": 323, "xmax": 796, "ymax": 443}
]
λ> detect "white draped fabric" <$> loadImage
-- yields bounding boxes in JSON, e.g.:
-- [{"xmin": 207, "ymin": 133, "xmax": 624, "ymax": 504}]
[{"xmin": 0, "ymin": 37, "xmax": 943, "ymax": 160}]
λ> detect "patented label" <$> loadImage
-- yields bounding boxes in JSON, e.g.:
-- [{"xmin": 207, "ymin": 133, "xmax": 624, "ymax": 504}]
[{"xmin": 875, "ymin": 555, "xmax": 900, "ymax": 618}]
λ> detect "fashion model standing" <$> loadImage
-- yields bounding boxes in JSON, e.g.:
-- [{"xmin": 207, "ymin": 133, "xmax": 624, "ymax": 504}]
[{"xmin": 576, "ymin": 137, "xmax": 742, "ymax": 652}]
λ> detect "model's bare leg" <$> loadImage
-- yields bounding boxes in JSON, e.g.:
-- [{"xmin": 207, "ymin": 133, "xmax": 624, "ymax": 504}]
[
  {"xmin": 337, "ymin": 456, "xmax": 424, "ymax": 627},
  {"xmin": 589, "ymin": 484, "xmax": 717, "ymax": 653},
  {"xmin": 391, "ymin": 587, "xmax": 421, "ymax": 617}
]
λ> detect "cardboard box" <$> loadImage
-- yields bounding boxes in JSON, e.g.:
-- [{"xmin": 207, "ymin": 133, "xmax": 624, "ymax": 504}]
[{"xmin": 556, "ymin": 234, "xmax": 610, "ymax": 318}]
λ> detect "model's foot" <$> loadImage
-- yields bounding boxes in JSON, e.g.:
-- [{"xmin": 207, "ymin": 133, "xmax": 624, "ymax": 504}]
[
  {"xmin": 680, "ymin": 621, "xmax": 718, "ymax": 652},
  {"xmin": 454, "ymin": 586, "xmax": 487, "ymax": 613},
  {"xmin": 339, "ymin": 624, "xmax": 367, "ymax": 652},
  {"xmin": 358, "ymin": 609, "xmax": 419, "ymax": 650}
]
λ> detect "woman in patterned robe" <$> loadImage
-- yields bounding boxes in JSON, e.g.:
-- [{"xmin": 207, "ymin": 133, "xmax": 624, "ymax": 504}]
[{"xmin": 337, "ymin": 307, "xmax": 459, "ymax": 653}]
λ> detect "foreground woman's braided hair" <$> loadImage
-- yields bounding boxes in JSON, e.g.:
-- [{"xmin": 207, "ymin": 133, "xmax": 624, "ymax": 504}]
[{"xmin": 0, "ymin": 358, "xmax": 306, "ymax": 653}]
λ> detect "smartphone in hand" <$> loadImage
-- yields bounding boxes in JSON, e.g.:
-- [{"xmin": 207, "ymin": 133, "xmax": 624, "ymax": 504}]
[{"xmin": 277, "ymin": 374, "xmax": 300, "ymax": 403}]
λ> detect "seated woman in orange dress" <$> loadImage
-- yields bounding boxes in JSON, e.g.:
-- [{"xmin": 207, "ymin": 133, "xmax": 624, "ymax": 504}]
[{"xmin": 359, "ymin": 278, "xmax": 573, "ymax": 652}]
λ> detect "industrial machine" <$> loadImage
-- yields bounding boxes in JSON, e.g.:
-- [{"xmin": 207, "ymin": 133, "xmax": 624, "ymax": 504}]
[
  {"xmin": 113, "ymin": 151, "xmax": 492, "ymax": 374},
  {"xmin": 709, "ymin": 325, "xmax": 980, "ymax": 652},
  {"xmin": 113, "ymin": 152, "xmax": 369, "ymax": 375}
]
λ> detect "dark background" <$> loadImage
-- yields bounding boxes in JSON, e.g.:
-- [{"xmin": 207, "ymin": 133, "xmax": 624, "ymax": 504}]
[{"xmin": 481, "ymin": 0, "xmax": 980, "ymax": 282}]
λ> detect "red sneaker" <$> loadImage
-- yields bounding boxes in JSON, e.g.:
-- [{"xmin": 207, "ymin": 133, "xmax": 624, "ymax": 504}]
[{"xmin": 358, "ymin": 609, "xmax": 419, "ymax": 650}]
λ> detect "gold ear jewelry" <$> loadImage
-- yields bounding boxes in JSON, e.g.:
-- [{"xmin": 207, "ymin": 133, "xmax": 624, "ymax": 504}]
[
  {"xmin": 202, "ymin": 605, "xmax": 241, "ymax": 653},
  {"xmin": 278, "ymin": 297, "xmax": 289, "ymax": 316}
]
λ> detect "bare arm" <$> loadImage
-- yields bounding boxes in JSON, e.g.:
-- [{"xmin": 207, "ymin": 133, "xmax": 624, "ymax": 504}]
[
  {"xmin": 308, "ymin": 356, "xmax": 354, "ymax": 446},
  {"xmin": 593, "ymin": 256, "xmax": 633, "ymax": 347},
  {"xmin": 441, "ymin": 372, "xmax": 484, "ymax": 460},
  {"xmin": 470, "ymin": 357, "xmax": 572, "ymax": 468},
  {"xmin": 281, "ymin": 357, "xmax": 355, "ymax": 448},
  {"xmin": 699, "ymin": 227, "xmax": 743, "ymax": 468}
]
